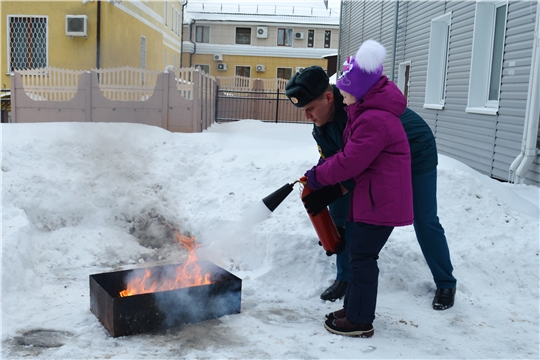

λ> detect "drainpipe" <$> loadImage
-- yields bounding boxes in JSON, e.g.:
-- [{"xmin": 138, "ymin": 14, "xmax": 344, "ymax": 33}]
[
  {"xmin": 509, "ymin": 3, "xmax": 540, "ymax": 183},
  {"xmin": 96, "ymin": 0, "xmax": 101, "ymax": 69},
  {"xmin": 337, "ymin": 0, "xmax": 343, "ymax": 69},
  {"xmin": 391, "ymin": 1, "xmax": 399, "ymax": 82},
  {"xmin": 180, "ymin": 0, "xmax": 187, "ymax": 68},
  {"xmin": 189, "ymin": 19, "xmax": 196, "ymax": 67}
]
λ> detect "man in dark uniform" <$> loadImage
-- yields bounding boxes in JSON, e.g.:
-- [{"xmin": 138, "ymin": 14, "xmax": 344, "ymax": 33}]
[{"xmin": 285, "ymin": 66, "xmax": 457, "ymax": 309}]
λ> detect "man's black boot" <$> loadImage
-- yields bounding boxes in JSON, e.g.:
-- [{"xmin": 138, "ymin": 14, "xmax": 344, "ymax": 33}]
[
  {"xmin": 432, "ymin": 287, "xmax": 456, "ymax": 310},
  {"xmin": 320, "ymin": 280, "xmax": 348, "ymax": 302}
]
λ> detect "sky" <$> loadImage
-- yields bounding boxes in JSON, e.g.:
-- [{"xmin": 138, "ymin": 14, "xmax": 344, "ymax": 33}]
[
  {"xmin": 185, "ymin": 0, "xmax": 341, "ymax": 17},
  {"xmin": 2, "ymin": 120, "xmax": 539, "ymax": 359}
]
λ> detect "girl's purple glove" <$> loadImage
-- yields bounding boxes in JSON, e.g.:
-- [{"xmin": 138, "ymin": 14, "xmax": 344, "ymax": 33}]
[{"xmin": 304, "ymin": 167, "xmax": 324, "ymax": 190}]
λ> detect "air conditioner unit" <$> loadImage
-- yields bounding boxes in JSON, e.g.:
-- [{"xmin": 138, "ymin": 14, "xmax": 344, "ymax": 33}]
[
  {"xmin": 213, "ymin": 54, "xmax": 223, "ymax": 61},
  {"xmin": 257, "ymin": 26, "xmax": 268, "ymax": 39},
  {"xmin": 256, "ymin": 65, "xmax": 266, "ymax": 72},
  {"xmin": 217, "ymin": 63, "xmax": 228, "ymax": 71},
  {"xmin": 294, "ymin": 31, "xmax": 304, "ymax": 40},
  {"xmin": 295, "ymin": 67, "xmax": 305, "ymax": 73},
  {"xmin": 66, "ymin": 15, "xmax": 88, "ymax": 37}
]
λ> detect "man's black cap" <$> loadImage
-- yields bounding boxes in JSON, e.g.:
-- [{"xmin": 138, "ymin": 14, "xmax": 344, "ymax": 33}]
[{"xmin": 285, "ymin": 66, "xmax": 329, "ymax": 108}]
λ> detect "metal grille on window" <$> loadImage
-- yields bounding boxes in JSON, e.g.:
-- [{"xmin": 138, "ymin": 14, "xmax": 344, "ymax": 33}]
[{"xmin": 9, "ymin": 16, "xmax": 48, "ymax": 72}]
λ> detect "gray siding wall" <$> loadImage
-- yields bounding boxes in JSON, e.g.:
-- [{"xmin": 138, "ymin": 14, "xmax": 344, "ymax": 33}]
[{"xmin": 338, "ymin": 0, "xmax": 539, "ymax": 186}]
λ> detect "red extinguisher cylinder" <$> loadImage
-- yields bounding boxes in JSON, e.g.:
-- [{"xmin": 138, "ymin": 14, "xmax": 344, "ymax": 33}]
[{"xmin": 300, "ymin": 177, "xmax": 342, "ymax": 254}]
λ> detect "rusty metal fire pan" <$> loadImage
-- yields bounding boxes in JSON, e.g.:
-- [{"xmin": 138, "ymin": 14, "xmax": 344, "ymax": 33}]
[{"xmin": 89, "ymin": 260, "xmax": 242, "ymax": 337}]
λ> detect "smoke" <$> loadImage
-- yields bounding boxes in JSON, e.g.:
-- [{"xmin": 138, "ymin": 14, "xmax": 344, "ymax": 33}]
[
  {"xmin": 152, "ymin": 261, "xmax": 241, "ymax": 328},
  {"xmin": 196, "ymin": 200, "xmax": 272, "ymax": 268},
  {"xmin": 239, "ymin": 201, "xmax": 273, "ymax": 231}
]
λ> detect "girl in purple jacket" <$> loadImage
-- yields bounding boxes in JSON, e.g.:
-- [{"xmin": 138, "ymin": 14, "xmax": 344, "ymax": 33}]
[{"xmin": 303, "ymin": 39, "xmax": 413, "ymax": 338}]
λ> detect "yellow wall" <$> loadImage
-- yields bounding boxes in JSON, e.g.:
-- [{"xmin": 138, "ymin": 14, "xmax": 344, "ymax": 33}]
[{"xmin": 1, "ymin": 0, "xmax": 181, "ymax": 89}]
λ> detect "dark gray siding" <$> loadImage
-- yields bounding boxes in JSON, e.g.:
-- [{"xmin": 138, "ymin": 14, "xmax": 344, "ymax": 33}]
[
  {"xmin": 339, "ymin": 1, "xmax": 395, "ymax": 74},
  {"xmin": 338, "ymin": 0, "xmax": 539, "ymax": 185}
]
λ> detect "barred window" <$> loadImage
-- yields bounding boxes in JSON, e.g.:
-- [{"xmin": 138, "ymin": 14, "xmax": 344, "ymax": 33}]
[{"xmin": 8, "ymin": 16, "xmax": 48, "ymax": 72}]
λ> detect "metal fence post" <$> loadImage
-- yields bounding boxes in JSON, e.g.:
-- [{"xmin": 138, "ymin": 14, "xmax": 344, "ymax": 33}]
[
  {"xmin": 275, "ymin": 88, "xmax": 280, "ymax": 123},
  {"xmin": 215, "ymin": 85, "xmax": 219, "ymax": 123}
]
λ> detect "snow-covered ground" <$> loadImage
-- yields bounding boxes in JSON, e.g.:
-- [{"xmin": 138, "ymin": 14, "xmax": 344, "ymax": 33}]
[{"xmin": 2, "ymin": 120, "xmax": 539, "ymax": 359}]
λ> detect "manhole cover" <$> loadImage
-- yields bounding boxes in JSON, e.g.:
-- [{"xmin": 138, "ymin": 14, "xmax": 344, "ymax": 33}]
[{"xmin": 15, "ymin": 329, "xmax": 73, "ymax": 348}]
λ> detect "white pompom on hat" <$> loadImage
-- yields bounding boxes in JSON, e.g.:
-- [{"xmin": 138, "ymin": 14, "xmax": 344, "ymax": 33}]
[{"xmin": 336, "ymin": 39, "xmax": 386, "ymax": 101}]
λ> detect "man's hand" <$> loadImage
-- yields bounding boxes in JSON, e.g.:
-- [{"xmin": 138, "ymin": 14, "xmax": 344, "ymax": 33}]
[{"xmin": 302, "ymin": 184, "xmax": 343, "ymax": 216}]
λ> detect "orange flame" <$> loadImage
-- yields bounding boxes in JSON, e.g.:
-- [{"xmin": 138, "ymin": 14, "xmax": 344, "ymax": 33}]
[{"xmin": 119, "ymin": 231, "xmax": 211, "ymax": 297}]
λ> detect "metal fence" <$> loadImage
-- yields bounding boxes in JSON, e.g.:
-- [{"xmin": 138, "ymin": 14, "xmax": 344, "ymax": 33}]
[{"xmin": 215, "ymin": 76, "xmax": 307, "ymax": 124}]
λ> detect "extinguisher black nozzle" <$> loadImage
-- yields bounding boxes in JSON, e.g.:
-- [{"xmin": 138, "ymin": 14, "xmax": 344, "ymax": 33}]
[{"xmin": 262, "ymin": 183, "xmax": 295, "ymax": 212}]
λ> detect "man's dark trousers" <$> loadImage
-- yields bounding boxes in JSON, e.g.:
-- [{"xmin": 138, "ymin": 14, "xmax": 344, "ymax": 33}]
[{"xmin": 412, "ymin": 168, "xmax": 456, "ymax": 288}]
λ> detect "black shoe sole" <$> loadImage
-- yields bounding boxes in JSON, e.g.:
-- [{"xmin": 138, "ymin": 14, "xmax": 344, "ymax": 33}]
[
  {"xmin": 320, "ymin": 295, "xmax": 344, "ymax": 302},
  {"xmin": 433, "ymin": 303, "xmax": 454, "ymax": 310},
  {"xmin": 323, "ymin": 322, "xmax": 374, "ymax": 338}
]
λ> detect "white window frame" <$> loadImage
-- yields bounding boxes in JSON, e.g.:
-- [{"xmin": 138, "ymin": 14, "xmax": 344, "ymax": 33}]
[
  {"xmin": 171, "ymin": 5, "xmax": 175, "ymax": 31},
  {"xmin": 164, "ymin": 49, "xmax": 167, "ymax": 70},
  {"xmin": 194, "ymin": 64, "xmax": 210, "ymax": 74},
  {"xmin": 276, "ymin": 67, "xmax": 293, "ymax": 80},
  {"xmin": 235, "ymin": 27, "xmax": 252, "ymax": 45},
  {"xmin": 424, "ymin": 12, "xmax": 451, "ymax": 110},
  {"xmin": 324, "ymin": 30, "xmax": 331, "ymax": 48},
  {"xmin": 195, "ymin": 25, "xmax": 210, "ymax": 43},
  {"xmin": 140, "ymin": 36, "xmax": 146, "ymax": 83},
  {"xmin": 277, "ymin": 28, "xmax": 293, "ymax": 47},
  {"xmin": 164, "ymin": 0, "xmax": 168, "ymax": 26},
  {"xmin": 397, "ymin": 61, "xmax": 411, "ymax": 101},
  {"xmin": 466, "ymin": 0, "xmax": 508, "ymax": 116}
]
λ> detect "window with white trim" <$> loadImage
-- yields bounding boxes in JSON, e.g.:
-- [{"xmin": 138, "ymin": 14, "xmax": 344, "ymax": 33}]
[
  {"xmin": 171, "ymin": 6, "xmax": 175, "ymax": 31},
  {"xmin": 164, "ymin": 0, "xmax": 168, "ymax": 26},
  {"xmin": 194, "ymin": 64, "xmax": 210, "ymax": 74},
  {"xmin": 397, "ymin": 61, "xmax": 411, "ymax": 102},
  {"xmin": 235, "ymin": 27, "xmax": 251, "ymax": 45},
  {"xmin": 277, "ymin": 28, "xmax": 292, "ymax": 46},
  {"xmin": 8, "ymin": 16, "xmax": 48, "ymax": 72},
  {"xmin": 140, "ymin": 36, "xmax": 146, "ymax": 82},
  {"xmin": 467, "ymin": 0, "xmax": 507, "ymax": 115},
  {"xmin": 235, "ymin": 66, "xmax": 250, "ymax": 77},
  {"xmin": 195, "ymin": 26, "xmax": 209, "ymax": 43},
  {"xmin": 324, "ymin": 30, "xmax": 331, "ymax": 48},
  {"xmin": 235, "ymin": 66, "xmax": 251, "ymax": 87},
  {"xmin": 424, "ymin": 13, "xmax": 451, "ymax": 110},
  {"xmin": 307, "ymin": 29, "xmax": 314, "ymax": 48},
  {"xmin": 164, "ymin": 49, "xmax": 167, "ymax": 70},
  {"xmin": 277, "ymin": 67, "xmax": 293, "ymax": 80}
]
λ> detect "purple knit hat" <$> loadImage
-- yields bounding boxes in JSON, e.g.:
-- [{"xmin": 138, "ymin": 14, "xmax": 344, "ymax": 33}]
[{"xmin": 336, "ymin": 39, "xmax": 386, "ymax": 101}]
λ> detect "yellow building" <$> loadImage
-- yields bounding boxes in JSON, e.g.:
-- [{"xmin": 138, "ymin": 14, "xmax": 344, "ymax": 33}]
[
  {"xmin": 1, "ymin": 0, "xmax": 185, "ymax": 91},
  {"xmin": 181, "ymin": 1, "xmax": 340, "ymax": 79}
]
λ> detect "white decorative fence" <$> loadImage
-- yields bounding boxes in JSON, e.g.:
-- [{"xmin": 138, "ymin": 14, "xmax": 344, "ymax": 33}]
[{"xmin": 10, "ymin": 66, "xmax": 216, "ymax": 133}]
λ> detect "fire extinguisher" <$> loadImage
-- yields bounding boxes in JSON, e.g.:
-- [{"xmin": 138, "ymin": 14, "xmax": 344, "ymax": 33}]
[{"xmin": 299, "ymin": 176, "xmax": 343, "ymax": 256}]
